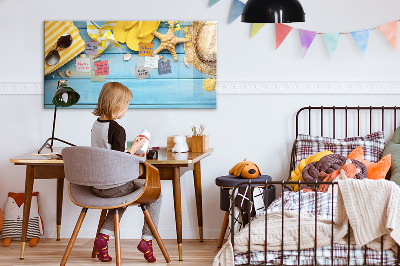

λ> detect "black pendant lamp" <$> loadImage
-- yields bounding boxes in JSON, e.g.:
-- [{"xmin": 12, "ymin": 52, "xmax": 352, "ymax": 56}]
[{"xmin": 241, "ymin": 0, "xmax": 305, "ymax": 23}]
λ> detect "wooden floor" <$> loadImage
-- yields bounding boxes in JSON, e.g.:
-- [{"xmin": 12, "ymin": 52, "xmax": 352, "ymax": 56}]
[{"xmin": 0, "ymin": 239, "xmax": 221, "ymax": 265}]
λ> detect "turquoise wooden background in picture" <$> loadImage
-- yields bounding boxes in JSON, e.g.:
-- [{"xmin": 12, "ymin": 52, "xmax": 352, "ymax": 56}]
[{"xmin": 44, "ymin": 21, "xmax": 217, "ymax": 109}]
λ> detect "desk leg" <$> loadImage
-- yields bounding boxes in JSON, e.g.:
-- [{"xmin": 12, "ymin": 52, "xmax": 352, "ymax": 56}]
[
  {"xmin": 20, "ymin": 165, "xmax": 34, "ymax": 259},
  {"xmin": 193, "ymin": 161, "xmax": 203, "ymax": 242},
  {"xmin": 56, "ymin": 178, "xmax": 64, "ymax": 241},
  {"xmin": 172, "ymin": 167, "xmax": 183, "ymax": 261}
]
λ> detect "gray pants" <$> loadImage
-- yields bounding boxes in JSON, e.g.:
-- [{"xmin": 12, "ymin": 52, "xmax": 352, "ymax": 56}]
[{"xmin": 92, "ymin": 180, "xmax": 162, "ymax": 240}]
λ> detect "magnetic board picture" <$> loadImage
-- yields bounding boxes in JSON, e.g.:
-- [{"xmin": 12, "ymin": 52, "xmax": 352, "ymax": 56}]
[{"xmin": 44, "ymin": 21, "xmax": 217, "ymax": 109}]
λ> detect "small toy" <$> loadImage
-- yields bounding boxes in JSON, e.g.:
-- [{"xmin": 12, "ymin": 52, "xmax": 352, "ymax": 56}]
[
  {"xmin": 172, "ymin": 135, "xmax": 189, "ymax": 153},
  {"xmin": 1, "ymin": 192, "xmax": 43, "ymax": 247},
  {"xmin": 229, "ymin": 159, "xmax": 261, "ymax": 179}
]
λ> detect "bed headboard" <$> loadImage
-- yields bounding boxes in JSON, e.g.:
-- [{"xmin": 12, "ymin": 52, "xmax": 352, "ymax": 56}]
[{"xmin": 290, "ymin": 106, "xmax": 400, "ymax": 178}]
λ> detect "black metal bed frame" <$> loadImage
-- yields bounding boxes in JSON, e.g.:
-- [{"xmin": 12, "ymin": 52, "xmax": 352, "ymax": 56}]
[{"xmin": 230, "ymin": 106, "xmax": 400, "ymax": 266}]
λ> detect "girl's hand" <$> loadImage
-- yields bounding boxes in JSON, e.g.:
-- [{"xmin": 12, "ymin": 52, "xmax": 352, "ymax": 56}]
[
  {"xmin": 134, "ymin": 148, "xmax": 149, "ymax": 157},
  {"xmin": 129, "ymin": 137, "xmax": 147, "ymax": 155}
]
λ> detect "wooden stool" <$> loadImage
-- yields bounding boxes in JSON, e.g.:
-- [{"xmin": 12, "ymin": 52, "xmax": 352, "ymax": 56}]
[{"xmin": 215, "ymin": 175, "xmax": 275, "ymax": 248}]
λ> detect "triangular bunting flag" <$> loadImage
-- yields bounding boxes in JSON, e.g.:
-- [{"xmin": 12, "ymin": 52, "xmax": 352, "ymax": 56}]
[
  {"xmin": 251, "ymin": 23, "xmax": 266, "ymax": 38},
  {"xmin": 378, "ymin": 21, "xmax": 398, "ymax": 50},
  {"xmin": 351, "ymin": 29, "xmax": 370, "ymax": 55},
  {"xmin": 275, "ymin": 23, "xmax": 292, "ymax": 49},
  {"xmin": 323, "ymin": 33, "xmax": 341, "ymax": 58},
  {"xmin": 209, "ymin": 0, "xmax": 220, "ymax": 7},
  {"xmin": 298, "ymin": 29, "xmax": 317, "ymax": 58},
  {"xmin": 229, "ymin": 0, "xmax": 245, "ymax": 24}
]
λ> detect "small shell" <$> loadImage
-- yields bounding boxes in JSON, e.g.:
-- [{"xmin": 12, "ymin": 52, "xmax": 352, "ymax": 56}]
[
  {"xmin": 65, "ymin": 70, "xmax": 71, "ymax": 77},
  {"xmin": 57, "ymin": 70, "xmax": 63, "ymax": 78},
  {"xmin": 203, "ymin": 77, "xmax": 216, "ymax": 92},
  {"xmin": 124, "ymin": 53, "xmax": 131, "ymax": 61},
  {"xmin": 79, "ymin": 54, "xmax": 86, "ymax": 58}
]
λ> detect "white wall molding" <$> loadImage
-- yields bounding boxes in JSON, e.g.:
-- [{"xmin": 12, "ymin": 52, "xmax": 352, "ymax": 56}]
[
  {"xmin": 217, "ymin": 81, "xmax": 400, "ymax": 94},
  {"xmin": 0, "ymin": 83, "xmax": 43, "ymax": 94},
  {"xmin": 1, "ymin": 81, "xmax": 400, "ymax": 95}
]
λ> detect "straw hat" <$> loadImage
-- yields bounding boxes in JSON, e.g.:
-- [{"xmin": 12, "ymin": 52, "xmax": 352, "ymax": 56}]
[{"xmin": 184, "ymin": 21, "xmax": 217, "ymax": 76}]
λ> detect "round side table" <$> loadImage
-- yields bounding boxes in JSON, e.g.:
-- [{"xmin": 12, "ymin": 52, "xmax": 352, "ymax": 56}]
[{"xmin": 215, "ymin": 175, "xmax": 275, "ymax": 248}]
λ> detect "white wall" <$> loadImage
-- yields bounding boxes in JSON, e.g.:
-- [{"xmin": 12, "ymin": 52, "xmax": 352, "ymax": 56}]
[{"xmin": 1, "ymin": 0, "xmax": 400, "ymax": 239}]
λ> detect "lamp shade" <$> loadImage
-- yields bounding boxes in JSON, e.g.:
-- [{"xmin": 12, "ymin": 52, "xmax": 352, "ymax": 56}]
[
  {"xmin": 52, "ymin": 81, "xmax": 80, "ymax": 107},
  {"xmin": 241, "ymin": 0, "xmax": 305, "ymax": 23}
]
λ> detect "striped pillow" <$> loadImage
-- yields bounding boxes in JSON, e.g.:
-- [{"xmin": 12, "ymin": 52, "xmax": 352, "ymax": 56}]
[
  {"xmin": 1, "ymin": 217, "xmax": 41, "ymax": 240},
  {"xmin": 294, "ymin": 131, "xmax": 385, "ymax": 167}
]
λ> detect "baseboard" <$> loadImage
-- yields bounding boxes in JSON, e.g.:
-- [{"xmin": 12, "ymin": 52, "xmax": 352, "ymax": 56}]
[{"xmin": 1, "ymin": 81, "xmax": 400, "ymax": 95}]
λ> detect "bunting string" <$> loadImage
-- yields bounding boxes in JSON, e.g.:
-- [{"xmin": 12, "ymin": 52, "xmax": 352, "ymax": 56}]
[
  {"xmin": 209, "ymin": 0, "xmax": 399, "ymax": 58},
  {"xmin": 285, "ymin": 20, "xmax": 400, "ymax": 35},
  {"xmin": 272, "ymin": 20, "xmax": 398, "ymax": 58}
]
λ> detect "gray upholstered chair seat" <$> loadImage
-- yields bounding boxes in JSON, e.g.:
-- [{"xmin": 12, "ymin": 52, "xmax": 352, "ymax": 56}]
[
  {"xmin": 61, "ymin": 146, "xmax": 170, "ymax": 265},
  {"xmin": 69, "ymin": 180, "xmax": 145, "ymax": 208}
]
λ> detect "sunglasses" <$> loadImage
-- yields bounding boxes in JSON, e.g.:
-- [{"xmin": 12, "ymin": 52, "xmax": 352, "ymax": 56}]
[{"xmin": 45, "ymin": 33, "xmax": 73, "ymax": 66}]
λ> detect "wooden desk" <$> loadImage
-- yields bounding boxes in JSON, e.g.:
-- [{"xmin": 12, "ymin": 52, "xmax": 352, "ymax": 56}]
[{"xmin": 10, "ymin": 147, "xmax": 213, "ymax": 261}]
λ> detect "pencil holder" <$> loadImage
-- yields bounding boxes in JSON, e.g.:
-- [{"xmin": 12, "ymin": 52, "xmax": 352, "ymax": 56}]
[{"xmin": 191, "ymin": 135, "xmax": 209, "ymax": 153}]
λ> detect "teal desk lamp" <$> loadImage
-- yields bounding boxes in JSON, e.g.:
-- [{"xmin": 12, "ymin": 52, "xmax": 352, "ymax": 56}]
[{"xmin": 38, "ymin": 80, "xmax": 80, "ymax": 154}]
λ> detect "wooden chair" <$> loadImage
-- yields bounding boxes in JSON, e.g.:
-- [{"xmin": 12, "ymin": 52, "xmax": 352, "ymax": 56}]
[{"xmin": 60, "ymin": 146, "xmax": 171, "ymax": 265}]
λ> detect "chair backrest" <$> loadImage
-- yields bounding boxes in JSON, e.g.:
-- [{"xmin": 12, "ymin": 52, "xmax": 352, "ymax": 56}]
[{"xmin": 62, "ymin": 146, "xmax": 145, "ymax": 187}]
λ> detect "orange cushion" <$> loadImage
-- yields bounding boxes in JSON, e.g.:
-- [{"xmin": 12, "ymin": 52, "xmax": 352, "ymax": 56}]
[{"xmin": 347, "ymin": 146, "xmax": 391, "ymax": 180}]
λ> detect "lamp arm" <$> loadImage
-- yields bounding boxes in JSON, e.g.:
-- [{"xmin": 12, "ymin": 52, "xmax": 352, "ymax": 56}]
[
  {"xmin": 38, "ymin": 80, "xmax": 79, "ymax": 154},
  {"xmin": 37, "ymin": 106, "xmax": 76, "ymax": 154},
  {"xmin": 50, "ymin": 105, "xmax": 57, "ymax": 148}
]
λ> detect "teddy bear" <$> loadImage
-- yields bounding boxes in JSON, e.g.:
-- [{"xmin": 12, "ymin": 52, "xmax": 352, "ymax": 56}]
[
  {"xmin": 229, "ymin": 159, "xmax": 261, "ymax": 179},
  {"xmin": 1, "ymin": 192, "xmax": 43, "ymax": 247},
  {"xmin": 172, "ymin": 135, "xmax": 189, "ymax": 153}
]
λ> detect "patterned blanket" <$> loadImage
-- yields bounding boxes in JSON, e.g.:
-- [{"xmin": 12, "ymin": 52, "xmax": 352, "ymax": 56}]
[{"xmin": 214, "ymin": 190, "xmax": 397, "ymax": 266}]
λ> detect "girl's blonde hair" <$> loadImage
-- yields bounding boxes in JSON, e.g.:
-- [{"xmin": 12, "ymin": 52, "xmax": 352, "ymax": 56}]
[{"xmin": 93, "ymin": 82, "xmax": 133, "ymax": 120}]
